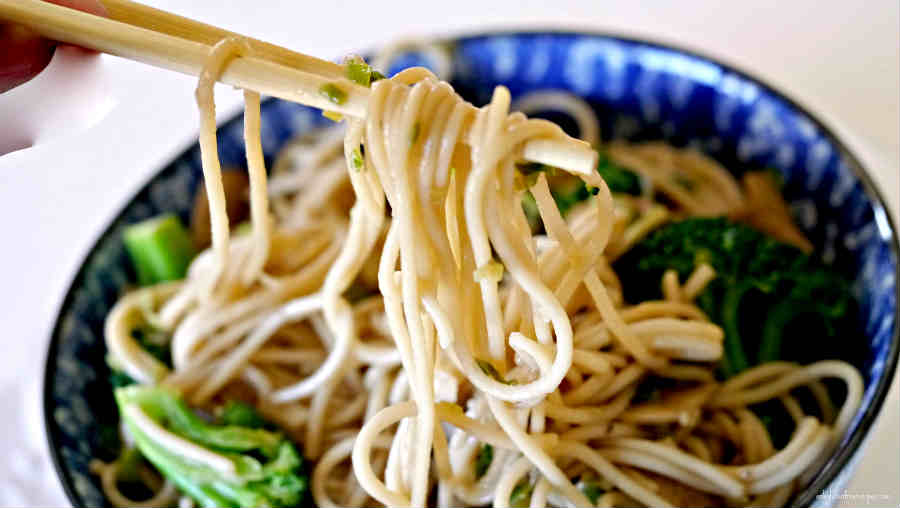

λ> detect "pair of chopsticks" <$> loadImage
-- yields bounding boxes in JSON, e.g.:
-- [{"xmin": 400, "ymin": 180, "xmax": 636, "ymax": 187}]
[{"xmin": 0, "ymin": 0, "xmax": 596, "ymax": 173}]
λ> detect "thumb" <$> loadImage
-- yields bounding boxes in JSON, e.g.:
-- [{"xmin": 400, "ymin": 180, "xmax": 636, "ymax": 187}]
[{"xmin": 0, "ymin": 0, "xmax": 107, "ymax": 93}]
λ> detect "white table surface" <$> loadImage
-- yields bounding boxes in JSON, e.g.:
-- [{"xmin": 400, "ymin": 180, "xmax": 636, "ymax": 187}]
[{"xmin": 1, "ymin": 0, "xmax": 897, "ymax": 506}]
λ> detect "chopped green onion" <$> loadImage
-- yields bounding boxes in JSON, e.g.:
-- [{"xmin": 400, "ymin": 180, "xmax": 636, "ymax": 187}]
[
  {"xmin": 318, "ymin": 83, "xmax": 347, "ymax": 105},
  {"xmin": 123, "ymin": 214, "xmax": 196, "ymax": 286},
  {"xmin": 322, "ymin": 110, "xmax": 343, "ymax": 122},
  {"xmin": 475, "ymin": 444, "xmax": 493, "ymax": 479},
  {"xmin": 581, "ymin": 480, "xmax": 605, "ymax": 505},
  {"xmin": 475, "ymin": 359, "xmax": 516, "ymax": 385},
  {"xmin": 233, "ymin": 221, "xmax": 252, "ymax": 236},
  {"xmin": 344, "ymin": 56, "xmax": 385, "ymax": 87},
  {"xmin": 509, "ymin": 479, "xmax": 534, "ymax": 507},
  {"xmin": 474, "ymin": 260, "xmax": 504, "ymax": 283},
  {"xmin": 345, "ymin": 58, "xmax": 374, "ymax": 86},
  {"xmin": 351, "ymin": 148, "xmax": 364, "ymax": 171}
]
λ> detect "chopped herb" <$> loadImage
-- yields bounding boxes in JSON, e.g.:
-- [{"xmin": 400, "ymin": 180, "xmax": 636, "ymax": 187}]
[
  {"xmin": 344, "ymin": 56, "xmax": 385, "ymax": 87},
  {"xmin": 345, "ymin": 58, "xmax": 373, "ymax": 86},
  {"xmin": 233, "ymin": 221, "xmax": 252, "ymax": 236},
  {"xmin": 475, "ymin": 359, "xmax": 516, "ymax": 385},
  {"xmin": 351, "ymin": 148, "xmax": 364, "ymax": 171},
  {"xmin": 473, "ymin": 260, "xmax": 504, "ymax": 283},
  {"xmin": 322, "ymin": 110, "xmax": 343, "ymax": 122},
  {"xmin": 581, "ymin": 480, "xmax": 605, "ymax": 505},
  {"xmin": 475, "ymin": 444, "xmax": 493, "ymax": 479},
  {"xmin": 410, "ymin": 122, "xmax": 421, "ymax": 144},
  {"xmin": 517, "ymin": 162, "xmax": 557, "ymax": 178},
  {"xmin": 509, "ymin": 479, "xmax": 534, "ymax": 507},
  {"xmin": 319, "ymin": 83, "xmax": 347, "ymax": 105},
  {"xmin": 521, "ymin": 191, "xmax": 541, "ymax": 232}
]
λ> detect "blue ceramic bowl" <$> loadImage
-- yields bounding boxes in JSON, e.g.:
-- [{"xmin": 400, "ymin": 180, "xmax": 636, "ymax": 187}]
[{"xmin": 45, "ymin": 31, "xmax": 899, "ymax": 507}]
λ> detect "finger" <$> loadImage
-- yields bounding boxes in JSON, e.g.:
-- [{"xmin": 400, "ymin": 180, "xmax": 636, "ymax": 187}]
[
  {"xmin": 0, "ymin": 0, "xmax": 108, "ymax": 92},
  {"xmin": 44, "ymin": 0, "xmax": 108, "ymax": 17},
  {"xmin": 0, "ymin": 25, "xmax": 55, "ymax": 93}
]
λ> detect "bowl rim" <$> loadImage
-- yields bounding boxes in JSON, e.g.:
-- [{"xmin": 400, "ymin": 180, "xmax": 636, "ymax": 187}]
[{"xmin": 43, "ymin": 28, "xmax": 900, "ymax": 508}]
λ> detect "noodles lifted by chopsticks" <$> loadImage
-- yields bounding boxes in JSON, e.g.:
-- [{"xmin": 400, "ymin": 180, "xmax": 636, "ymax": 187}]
[{"xmin": 96, "ymin": 38, "xmax": 863, "ymax": 508}]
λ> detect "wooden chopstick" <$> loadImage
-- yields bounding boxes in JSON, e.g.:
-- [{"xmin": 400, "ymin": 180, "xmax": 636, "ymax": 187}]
[
  {"xmin": 0, "ymin": 0, "xmax": 369, "ymax": 116},
  {"xmin": 99, "ymin": 0, "xmax": 345, "ymax": 80},
  {"xmin": 0, "ymin": 0, "xmax": 597, "ymax": 173}
]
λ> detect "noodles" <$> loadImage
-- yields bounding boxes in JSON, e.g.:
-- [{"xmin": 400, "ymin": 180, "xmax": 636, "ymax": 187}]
[{"xmin": 96, "ymin": 39, "xmax": 866, "ymax": 508}]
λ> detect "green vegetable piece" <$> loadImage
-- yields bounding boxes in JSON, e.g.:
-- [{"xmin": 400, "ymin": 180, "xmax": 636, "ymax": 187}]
[
  {"xmin": 596, "ymin": 151, "xmax": 642, "ymax": 195},
  {"xmin": 475, "ymin": 444, "xmax": 493, "ymax": 479},
  {"xmin": 476, "ymin": 359, "xmax": 502, "ymax": 380},
  {"xmin": 220, "ymin": 400, "xmax": 267, "ymax": 429},
  {"xmin": 475, "ymin": 359, "xmax": 517, "ymax": 385},
  {"xmin": 319, "ymin": 83, "xmax": 347, "ymax": 105},
  {"xmin": 131, "ymin": 325, "xmax": 172, "ymax": 367},
  {"xmin": 614, "ymin": 217, "xmax": 856, "ymax": 377},
  {"xmin": 344, "ymin": 57, "xmax": 385, "ymax": 87},
  {"xmin": 720, "ymin": 283, "xmax": 752, "ymax": 377},
  {"xmin": 109, "ymin": 368, "xmax": 135, "ymax": 388},
  {"xmin": 115, "ymin": 386, "xmax": 309, "ymax": 508},
  {"xmin": 123, "ymin": 214, "xmax": 196, "ymax": 286},
  {"xmin": 232, "ymin": 221, "xmax": 252, "ymax": 236},
  {"xmin": 521, "ymin": 191, "xmax": 541, "ymax": 232},
  {"xmin": 351, "ymin": 147, "xmax": 364, "ymax": 171},
  {"xmin": 581, "ymin": 480, "xmax": 605, "ymax": 505},
  {"xmin": 510, "ymin": 479, "xmax": 534, "ymax": 507},
  {"xmin": 346, "ymin": 59, "xmax": 373, "ymax": 86}
]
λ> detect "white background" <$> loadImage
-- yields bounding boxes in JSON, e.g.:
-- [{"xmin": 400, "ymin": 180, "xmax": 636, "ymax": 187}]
[{"xmin": 0, "ymin": 0, "xmax": 897, "ymax": 506}]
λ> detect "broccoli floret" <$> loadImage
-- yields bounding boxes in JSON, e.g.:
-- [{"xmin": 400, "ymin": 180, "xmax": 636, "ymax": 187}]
[
  {"xmin": 614, "ymin": 217, "xmax": 856, "ymax": 377},
  {"xmin": 219, "ymin": 400, "xmax": 267, "ymax": 429},
  {"xmin": 596, "ymin": 151, "xmax": 642, "ymax": 195},
  {"xmin": 519, "ymin": 150, "xmax": 642, "ymax": 233},
  {"xmin": 115, "ymin": 386, "xmax": 309, "ymax": 508}
]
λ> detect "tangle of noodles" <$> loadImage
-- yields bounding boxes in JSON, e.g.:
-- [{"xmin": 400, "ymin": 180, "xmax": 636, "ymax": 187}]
[{"xmin": 95, "ymin": 39, "xmax": 865, "ymax": 508}]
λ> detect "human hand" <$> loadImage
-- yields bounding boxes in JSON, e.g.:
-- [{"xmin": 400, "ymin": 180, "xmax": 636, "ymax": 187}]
[{"xmin": 0, "ymin": 0, "xmax": 107, "ymax": 93}]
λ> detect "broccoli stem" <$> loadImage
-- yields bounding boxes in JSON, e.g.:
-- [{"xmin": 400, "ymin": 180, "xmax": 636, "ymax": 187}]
[
  {"xmin": 720, "ymin": 283, "xmax": 751, "ymax": 377},
  {"xmin": 127, "ymin": 418, "xmax": 232, "ymax": 508},
  {"xmin": 115, "ymin": 386, "xmax": 308, "ymax": 507},
  {"xmin": 758, "ymin": 299, "xmax": 816, "ymax": 364},
  {"xmin": 123, "ymin": 214, "xmax": 195, "ymax": 286}
]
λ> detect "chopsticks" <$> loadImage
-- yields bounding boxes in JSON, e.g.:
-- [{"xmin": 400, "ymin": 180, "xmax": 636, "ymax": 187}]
[{"xmin": 0, "ymin": 0, "xmax": 597, "ymax": 173}]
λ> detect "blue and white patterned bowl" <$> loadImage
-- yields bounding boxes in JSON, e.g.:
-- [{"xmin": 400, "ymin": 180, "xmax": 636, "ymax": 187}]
[{"xmin": 45, "ymin": 31, "xmax": 899, "ymax": 507}]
